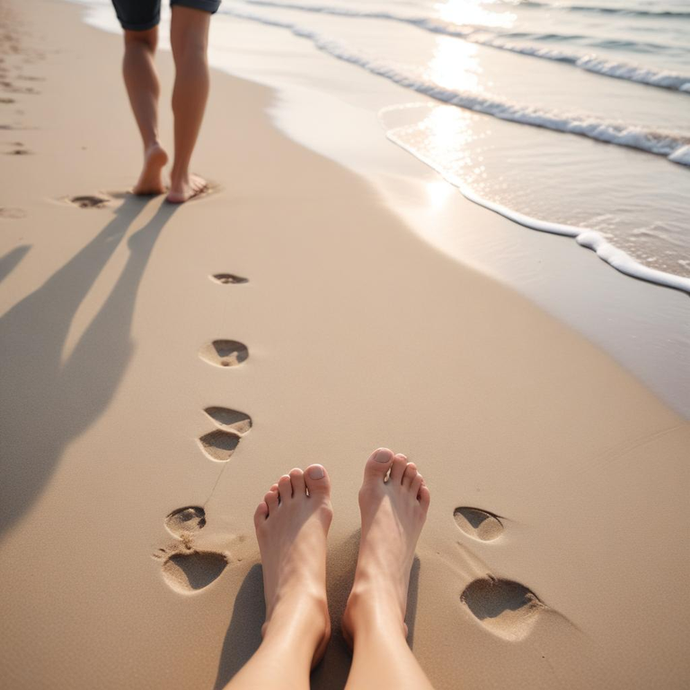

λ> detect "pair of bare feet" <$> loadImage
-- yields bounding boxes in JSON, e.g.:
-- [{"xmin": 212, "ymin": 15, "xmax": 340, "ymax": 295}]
[
  {"xmin": 132, "ymin": 142, "xmax": 207, "ymax": 204},
  {"xmin": 253, "ymin": 447, "xmax": 431, "ymax": 667}
]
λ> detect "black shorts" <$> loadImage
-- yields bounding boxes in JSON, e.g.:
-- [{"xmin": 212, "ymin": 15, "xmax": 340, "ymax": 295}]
[{"xmin": 112, "ymin": 0, "xmax": 221, "ymax": 32}]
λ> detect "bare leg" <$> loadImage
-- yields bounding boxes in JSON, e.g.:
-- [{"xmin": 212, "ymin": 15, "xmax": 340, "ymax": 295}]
[
  {"xmin": 122, "ymin": 28, "xmax": 168, "ymax": 195},
  {"xmin": 167, "ymin": 6, "xmax": 211, "ymax": 203},
  {"xmin": 224, "ymin": 466, "xmax": 332, "ymax": 690},
  {"xmin": 342, "ymin": 449, "xmax": 435, "ymax": 690}
]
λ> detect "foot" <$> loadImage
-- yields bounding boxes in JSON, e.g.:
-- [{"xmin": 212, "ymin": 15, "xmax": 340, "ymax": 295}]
[
  {"xmin": 342, "ymin": 448, "xmax": 430, "ymax": 645},
  {"xmin": 132, "ymin": 142, "xmax": 168, "ymax": 195},
  {"xmin": 166, "ymin": 172, "xmax": 207, "ymax": 203},
  {"xmin": 253, "ymin": 465, "xmax": 333, "ymax": 666}
]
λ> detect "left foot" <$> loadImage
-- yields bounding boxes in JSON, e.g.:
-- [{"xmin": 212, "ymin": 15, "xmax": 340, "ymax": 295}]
[
  {"xmin": 166, "ymin": 173, "xmax": 207, "ymax": 203},
  {"xmin": 132, "ymin": 142, "xmax": 168, "ymax": 195},
  {"xmin": 253, "ymin": 465, "xmax": 333, "ymax": 666}
]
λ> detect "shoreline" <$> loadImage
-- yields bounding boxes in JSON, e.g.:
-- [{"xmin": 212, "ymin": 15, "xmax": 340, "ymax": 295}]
[
  {"xmin": 383, "ymin": 102, "xmax": 690, "ymax": 294},
  {"xmin": 1, "ymin": 2, "xmax": 688, "ymax": 689},
  {"xmin": 72, "ymin": 0, "xmax": 690, "ymax": 417}
]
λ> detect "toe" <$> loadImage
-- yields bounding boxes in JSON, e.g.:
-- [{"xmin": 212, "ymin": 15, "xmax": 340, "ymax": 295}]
[
  {"xmin": 265, "ymin": 489, "xmax": 279, "ymax": 515},
  {"xmin": 418, "ymin": 484, "xmax": 431, "ymax": 511},
  {"xmin": 389, "ymin": 453, "xmax": 408, "ymax": 484},
  {"xmin": 289, "ymin": 468, "xmax": 306, "ymax": 496},
  {"xmin": 278, "ymin": 475, "xmax": 293, "ymax": 502},
  {"xmin": 254, "ymin": 501, "xmax": 269, "ymax": 526},
  {"xmin": 363, "ymin": 448, "xmax": 394, "ymax": 482},
  {"xmin": 304, "ymin": 464, "xmax": 330, "ymax": 498},
  {"xmin": 411, "ymin": 473, "xmax": 424, "ymax": 498},
  {"xmin": 402, "ymin": 462, "xmax": 418, "ymax": 489}
]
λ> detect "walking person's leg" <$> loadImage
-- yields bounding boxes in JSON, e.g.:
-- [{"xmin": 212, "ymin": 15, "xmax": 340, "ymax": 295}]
[
  {"xmin": 342, "ymin": 448, "xmax": 435, "ymax": 689},
  {"xmin": 116, "ymin": 0, "xmax": 168, "ymax": 195},
  {"xmin": 167, "ymin": 4, "xmax": 214, "ymax": 203},
  {"xmin": 223, "ymin": 465, "xmax": 333, "ymax": 690}
]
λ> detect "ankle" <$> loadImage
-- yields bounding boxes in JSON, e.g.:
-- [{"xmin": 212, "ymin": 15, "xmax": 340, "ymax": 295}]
[
  {"xmin": 344, "ymin": 580, "xmax": 407, "ymax": 641},
  {"xmin": 264, "ymin": 590, "xmax": 330, "ymax": 642},
  {"xmin": 170, "ymin": 166, "xmax": 189, "ymax": 186},
  {"xmin": 143, "ymin": 138, "xmax": 161, "ymax": 152}
]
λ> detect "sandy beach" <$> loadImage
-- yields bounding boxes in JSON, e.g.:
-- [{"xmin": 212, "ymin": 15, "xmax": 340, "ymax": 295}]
[{"xmin": 1, "ymin": 1, "xmax": 689, "ymax": 688}]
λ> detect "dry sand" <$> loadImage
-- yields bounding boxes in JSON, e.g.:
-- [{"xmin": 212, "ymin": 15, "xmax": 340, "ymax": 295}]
[{"xmin": 0, "ymin": 1, "xmax": 688, "ymax": 688}]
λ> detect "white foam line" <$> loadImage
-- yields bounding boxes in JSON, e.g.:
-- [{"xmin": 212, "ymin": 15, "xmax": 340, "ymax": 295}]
[
  {"xmin": 223, "ymin": 5, "xmax": 690, "ymax": 165},
  {"xmin": 507, "ymin": 1, "xmax": 690, "ymax": 19},
  {"xmin": 381, "ymin": 106, "xmax": 690, "ymax": 294},
  {"xmin": 235, "ymin": 0, "xmax": 690, "ymax": 93}
]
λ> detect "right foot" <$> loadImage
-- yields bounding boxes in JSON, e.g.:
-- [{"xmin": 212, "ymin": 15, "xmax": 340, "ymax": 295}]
[
  {"xmin": 343, "ymin": 448, "xmax": 430, "ymax": 644},
  {"xmin": 166, "ymin": 173, "xmax": 207, "ymax": 204},
  {"xmin": 253, "ymin": 465, "xmax": 333, "ymax": 666},
  {"xmin": 132, "ymin": 142, "xmax": 168, "ymax": 195}
]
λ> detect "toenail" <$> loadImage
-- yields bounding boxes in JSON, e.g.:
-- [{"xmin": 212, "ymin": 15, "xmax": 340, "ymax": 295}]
[
  {"xmin": 308, "ymin": 466, "xmax": 324, "ymax": 479},
  {"xmin": 374, "ymin": 449, "xmax": 392, "ymax": 463}
]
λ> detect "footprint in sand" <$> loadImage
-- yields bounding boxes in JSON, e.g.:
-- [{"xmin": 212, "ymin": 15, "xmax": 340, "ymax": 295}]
[
  {"xmin": 199, "ymin": 340, "xmax": 249, "ymax": 368},
  {"xmin": 461, "ymin": 576, "xmax": 546, "ymax": 642},
  {"xmin": 158, "ymin": 548, "xmax": 228, "ymax": 594},
  {"xmin": 199, "ymin": 429, "xmax": 241, "ymax": 462},
  {"xmin": 6, "ymin": 84, "xmax": 39, "ymax": 95},
  {"xmin": 4, "ymin": 142, "xmax": 31, "ymax": 155},
  {"xmin": 0, "ymin": 207, "xmax": 27, "ymax": 219},
  {"xmin": 454, "ymin": 507, "xmax": 504, "ymax": 542},
  {"xmin": 165, "ymin": 506, "xmax": 206, "ymax": 538},
  {"xmin": 211, "ymin": 273, "xmax": 249, "ymax": 285},
  {"xmin": 204, "ymin": 407, "xmax": 252, "ymax": 436},
  {"xmin": 66, "ymin": 194, "xmax": 111, "ymax": 209}
]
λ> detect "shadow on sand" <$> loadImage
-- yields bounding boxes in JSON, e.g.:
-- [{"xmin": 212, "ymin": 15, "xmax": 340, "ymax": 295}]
[
  {"xmin": 0, "ymin": 197, "xmax": 176, "ymax": 535},
  {"xmin": 213, "ymin": 530, "xmax": 421, "ymax": 690},
  {"xmin": 0, "ymin": 244, "xmax": 31, "ymax": 284}
]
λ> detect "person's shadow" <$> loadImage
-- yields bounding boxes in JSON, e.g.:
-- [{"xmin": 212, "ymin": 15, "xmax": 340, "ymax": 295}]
[
  {"xmin": 213, "ymin": 530, "xmax": 421, "ymax": 690},
  {"xmin": 0, "ymin": 197, "xmax": 176, "ymax": 534},
  {"xmin": 0, "ymin": 244, "xmax": 31, "ymax": 284}
]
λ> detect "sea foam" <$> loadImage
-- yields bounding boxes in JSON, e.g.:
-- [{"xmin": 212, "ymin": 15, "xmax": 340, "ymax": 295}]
[
  {"xmin": 223, "ymin": 4, "xmax": 690, "ymax": 166},
  {"xmin": 506, "ymin": 1, "xmax": 690, "ymax": 19},
  {"xmin": 382, "ymin": 109, "xmax": 690, "ymax": 294},
  {"xmin": 235, "ymin": 0, "xmax": 690, "ymax": 92}
]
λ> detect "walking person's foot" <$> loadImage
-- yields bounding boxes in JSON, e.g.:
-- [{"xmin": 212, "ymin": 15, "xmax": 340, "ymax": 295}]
[
  {"xmin": 343, "ymin": 448, "xmax": 430, "ymax": 644},
  {"xmin": 132, "ymin": 142, "xmax": 168, "ymax": 195},
  {"xmin": 166, "ymin": 172, "xmax": 207, "ymax": 203},
  {"xmin": 253, "ymin": 465, "xmax": 333, "ymax": 666}
]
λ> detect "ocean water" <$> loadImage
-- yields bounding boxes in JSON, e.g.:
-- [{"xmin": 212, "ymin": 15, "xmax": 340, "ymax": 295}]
[
  {"xmin": 57, "ymin": 0, "xmax": 690, "ymax": 413},
  {"xmin": 71, "ymin": 0, "xmax": 690, "ymax": 291},
  {"xmin": 215, "ymin": 0, "xmax": 690, "ymax": 291}
]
